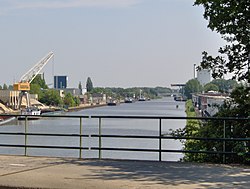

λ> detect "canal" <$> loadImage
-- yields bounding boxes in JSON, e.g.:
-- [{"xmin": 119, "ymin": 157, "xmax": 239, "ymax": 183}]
[{"xmin": 0, "ymin": 97, "xmax": 186, "ymax": 161}]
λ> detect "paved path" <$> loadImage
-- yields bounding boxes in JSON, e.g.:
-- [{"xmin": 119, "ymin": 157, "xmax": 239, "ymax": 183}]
[{"xmin": 0, "ymin": 155, "xmax": 249, "ymax": 189}]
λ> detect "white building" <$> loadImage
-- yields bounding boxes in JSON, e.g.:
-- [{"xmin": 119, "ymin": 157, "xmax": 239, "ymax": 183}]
[
  {"xmin": 197, "ymin": 69, "xmax": 211, "ymax": 86},
  {"xmin": 192, "ymin": 92, "xmax": 230, "ymax": 117}
]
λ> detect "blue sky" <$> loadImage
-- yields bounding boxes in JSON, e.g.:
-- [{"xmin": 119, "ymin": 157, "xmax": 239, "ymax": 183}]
[{"xmin": 0, "ymin": 0, "xmax": 224, "ymax": 88}]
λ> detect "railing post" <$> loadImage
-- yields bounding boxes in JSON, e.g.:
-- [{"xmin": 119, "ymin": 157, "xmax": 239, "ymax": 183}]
[
  {"xmin": 98, "ymin": 117, "xmax": 102, "ymax": 159},
  {"xmin": 159, "ymin": 118, "xmax": 162, "ymax": 162},
  {"xmin": 223, "ymin": 120, "xmax": 226, "ymax": 164},
  {"xmin": 79, "ymin": 117, "xmax": 82, "ymax": 159},
  {"xmin": 24, "ymin": 116, "xmax": 28, "ymax": 156}
]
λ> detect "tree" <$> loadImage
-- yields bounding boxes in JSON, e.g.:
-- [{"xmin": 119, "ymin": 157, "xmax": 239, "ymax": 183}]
[
  {"xmin": 0, "ymin": 85, "xmax": 2, "ymax": 90},
  {"xmin": 74, "ymin": 96, "xmax": 80, "ymax": 106},
  {"xmin": 173, "ymin": 0, "xmax": 250, "ymax": 165},
  {"xmin": 204, "ymin": 83, "xmax": 219, "ymax": 92},
  {"xmin": 86, "ymin": 77, "xmax": 93, "ymax": 92},
  {"xmin": 3, "ymin": 84, "xmax": 8, "ymax": 90},
  {"xmin": 8, "ymin": 85, "xmax": 13, "ymax": 90},
  {"xmin": 31, "ymin": 74, "xmax": 48, "ymax": 89},
  {"xmin": 30, "ymin": 84, "xmax": 42, "ymax": 97},
  {"xmin": 211, "ymin": 79, "xmax": 238, "ymax": 93},
  {"xmin": 184, "ymin": 79, "xmax": 203, "ymax": 99},
  {"xmin": 63, "ymin": 93, "xmax": 76, "ymax": 107},
  {"xmin": 40, "ymin": 89, "xmax": 62, "ymax": 106},
  {"xmin": 78, "ymin": 81, "xmax": 82, "ymax": 90},
  {"xmin": 194, "ymin": 0, "xmax": 250, "ymax": 82}
]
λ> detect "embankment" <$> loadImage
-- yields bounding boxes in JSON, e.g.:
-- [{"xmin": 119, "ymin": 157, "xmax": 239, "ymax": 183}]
[{"xmin": 67, "ymin": 103, "xmax": 107, "ymax": 112}]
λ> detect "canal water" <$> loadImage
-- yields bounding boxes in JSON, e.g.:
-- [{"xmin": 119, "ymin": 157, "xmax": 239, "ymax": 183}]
[{"xmin": 0, "ymin": 97, "xmax": 186, "ymax": 161}]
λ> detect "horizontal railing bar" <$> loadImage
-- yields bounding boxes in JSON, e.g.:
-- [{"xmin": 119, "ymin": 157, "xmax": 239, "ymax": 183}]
[
  {"xmin": 161, "ymin": 136, "xmax": 250, "ymax": 141},
  {"xmin": 0, "ymin": 144, "xmax": 89, "ymax": 150},
  {"xmin": 2, "ymin": 114, "xmax": 250, "ymax": 121},
  {"xmin": 1, "ymin": 132, "xmax": 250, "ymax": 142},
  {"xmin": 0, "ymin": 132, "xmax": 89, "ymax": 137},
  {"xmin": 90, "ymin": 134, "xmax": 159, "ymax": 139},
  {"xmin": 91, "ymin": 147, "xmax": 159, "ymax": 152},
  {"xmin": 0, "ymin": 144, "xmax": 247, "ymax": 156},
  {"xmin": 161, "ymin": 149, "xmax": 238, "ymax": 155},
  {"xmin": 88, "ymin": 147, "xmax": 246, "ymax": 155}
]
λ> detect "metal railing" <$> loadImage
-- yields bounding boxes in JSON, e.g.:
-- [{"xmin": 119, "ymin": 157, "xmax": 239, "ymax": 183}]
[{"xmin": 0, "ymin": 114, "xmax": 249, "ymax": 163}]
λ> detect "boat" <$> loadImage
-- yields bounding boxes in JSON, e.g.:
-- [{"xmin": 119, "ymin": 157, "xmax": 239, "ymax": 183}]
[
  {"xmin": 124, "ymin": 98, "xmax": 134, "ymax": 103},
  {"xmin": 138, "ymin": 97, "xmax": 146, "ymax": 101},
  {"xmin": 174, "ymin": 96, "xmax": 187, "ymax": 102},
  {"xmin": 18, "ymin": 107, "xmax": 41, "ymax": 120},
  {"xmin": 138, "ymin": 89, "xmax": 146, "ymax": 101},
  {"xmin": 107, "ymin": 98, "xmax": 118, "ymax": 106},
  {"xmin": 107, "ymin": 101, "xmax": 117, "ymax": 106},
  {"xmin": 0, "ymin": 116, "xmax": 16, "ymax": 125}
]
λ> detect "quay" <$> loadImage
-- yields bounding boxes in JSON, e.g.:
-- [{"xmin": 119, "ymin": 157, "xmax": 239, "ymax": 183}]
[{"xmin": 0, "ymin": 155, "xmax": 249, "ymax": 189}]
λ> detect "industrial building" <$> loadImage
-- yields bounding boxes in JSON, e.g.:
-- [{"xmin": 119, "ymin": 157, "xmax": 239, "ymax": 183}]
[
  {"xmin": 197, "ymin": 69, "xmax": 211, "ymax": 86},
  {"xmin": 54, "ymin": 76, "xmax": 68, "ymax": 89}
]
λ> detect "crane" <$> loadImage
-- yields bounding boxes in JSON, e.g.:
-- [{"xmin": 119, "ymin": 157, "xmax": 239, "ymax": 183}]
[{"xmin": 13, "ymin": 51, "xmax": 54, "ymax": 109}]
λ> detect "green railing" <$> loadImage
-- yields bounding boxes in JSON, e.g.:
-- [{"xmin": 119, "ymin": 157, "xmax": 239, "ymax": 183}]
[{"xmin": 0, "ymin": 114, "xmax": 249, "ymax": 163}]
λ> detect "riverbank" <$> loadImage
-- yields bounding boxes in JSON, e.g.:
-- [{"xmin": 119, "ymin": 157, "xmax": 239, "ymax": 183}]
[{"xmin": 67, "ymin": 102, "xmax": 107, "ymax": 112}]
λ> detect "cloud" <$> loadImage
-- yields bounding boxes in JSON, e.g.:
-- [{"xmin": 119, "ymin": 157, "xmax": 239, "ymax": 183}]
[{"xmin": 0, "ymin": 0, "xmax": 142, "ymax": 13}]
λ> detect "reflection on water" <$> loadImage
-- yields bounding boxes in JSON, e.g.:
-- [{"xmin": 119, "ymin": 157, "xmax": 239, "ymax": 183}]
[{"xmin": 0, "ymin": 97, "xmax": 186, "ymax": 161}]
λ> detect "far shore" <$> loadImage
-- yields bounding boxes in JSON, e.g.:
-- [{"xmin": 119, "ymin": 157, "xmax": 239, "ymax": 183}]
[{"xmin": 67, "ymin": 103, "xmax": 107, "ymax": 112}]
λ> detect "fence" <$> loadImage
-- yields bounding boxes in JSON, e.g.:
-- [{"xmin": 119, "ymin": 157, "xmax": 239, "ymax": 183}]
[{"xmin": 0, "ymin": 114, "xmax": 249, "ymax": 163}]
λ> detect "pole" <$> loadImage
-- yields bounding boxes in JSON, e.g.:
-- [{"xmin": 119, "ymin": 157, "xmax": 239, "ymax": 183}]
[
  {"xmin": 25, "ymin": 116, "xmax": 28, "ymax": 156},
  {"xmin": 79, "ymin": 117, "xmax": 82, "ymax": 159},
  {"xmin": 223, "ymin": 120, "xmax": 226, "ymax": 164},
  {"xmin": 159, "ymin": 118, "xmax": 162, "ymax": 162},
  {"xmin": 98, "ymin": 118, "xmax": 102, "ymax": 159}
]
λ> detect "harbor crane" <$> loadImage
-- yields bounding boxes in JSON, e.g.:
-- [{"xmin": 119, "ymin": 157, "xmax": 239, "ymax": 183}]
[{"xmin": 13, "ymin": 52, "xmax": 54, "ymax": 109}]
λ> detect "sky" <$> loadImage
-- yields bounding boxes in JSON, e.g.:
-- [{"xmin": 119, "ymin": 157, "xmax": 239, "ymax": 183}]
[{"xmin": 0, "ymin": 0, "xmax": 225, "ymax": 88}]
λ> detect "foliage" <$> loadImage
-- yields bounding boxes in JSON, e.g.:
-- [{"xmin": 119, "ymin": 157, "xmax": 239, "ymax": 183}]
[
  {"xmin": 204, "ymin": 83, "xmax": 219, "ymax": 92},
  {"xmin": 0, "ymin": 85, "xmax": 2, "ymax": 90},
  {"xmin": 74, "ymin": 96, "xmax": 81, "ymax": 106},
  {"xmin": 210, "ymin": 79, "xmax": 238, "ymax": 93},
  {"xmin": 171, "ymin": 100, "xmax": 203, "ymax": 162},
  {"xmin": 86, "ymin": 77, "xmax": 93, "ymax": 92},
  {"xmin": 30, "ymin": 84, "xmax": 43, "ymax": 97},
  {"xmin": 183, "ymin": 1, "xmax": 250, "ymax": 163},
  {"xmin": 184, "ymin": 79, "xmax": 203, "ymax": 99},
  {"xmin": 90, "ymin": 86, "xmax": 171, "ymax": 100},
  {"xmin": 63, "ymin": 93, "xmax": 76, "ymax": 107},
  {"xmin": 3, "ymin": 84, "xmax": 8, "ymax": 90},
  {"xmin": 172, "ymin": 86, "xmax": 250, "ymax": 164},
  {"xmin": 40, "ymin": 89, "xmax": 62, "ymax": 106},
  {"xmin": 178, "ymin": 1, "xmax": 250, "ymax": 164},
  {"xmin": 30, "ymin": 75, "xmax": 49, "ymax": 99},
  {"xmin": 8, "ymin": 85, "xmax": 13, "ymax": 90},
  {"xmin": 78, "ymin": 82, "xmax": 82, "ymax": 90},
  {"xmin": 194, "ymin": 0, "xmax": 250, "ymax": 82},
  {"xmin": 31, "ymin": 75, "xmax": 48, "ymax": 89}
]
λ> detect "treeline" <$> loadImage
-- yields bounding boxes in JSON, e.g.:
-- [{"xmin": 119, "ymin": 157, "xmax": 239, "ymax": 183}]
[
  {"xmin": 90, "ymin": 86, "xmax": 172, "ymax": 99},
  {"xmin": 184, "ymin": 78, "xmax": 238, "ymax": 99}
]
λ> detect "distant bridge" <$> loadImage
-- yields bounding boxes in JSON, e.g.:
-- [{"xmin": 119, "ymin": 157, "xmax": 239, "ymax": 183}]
[{"xmin": 171, "ymin": 84, "xmax": 186, "ymax": 96}]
